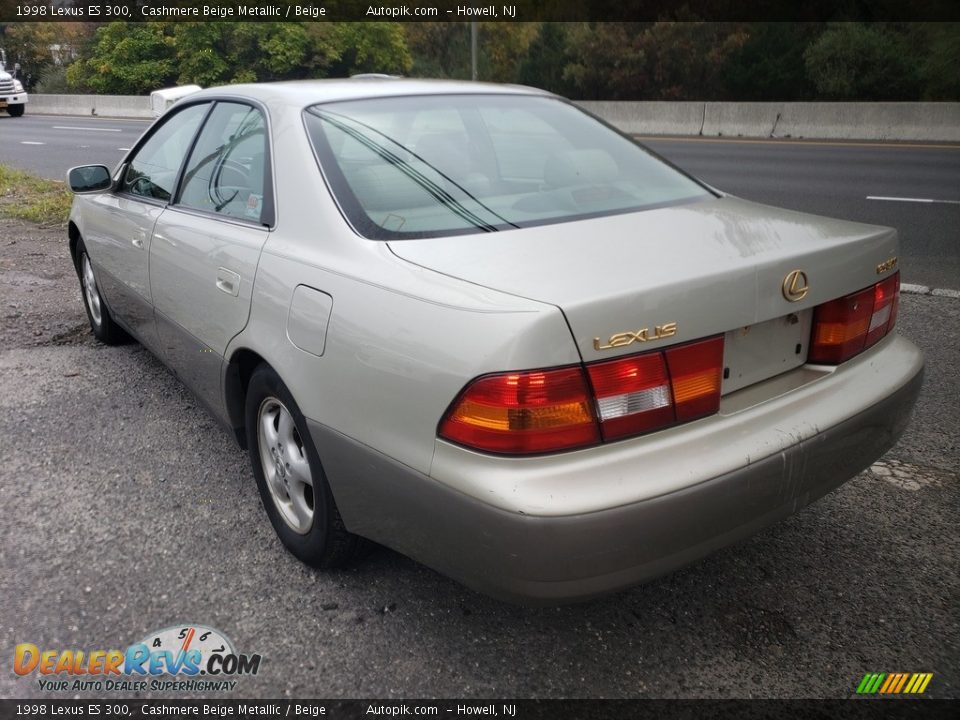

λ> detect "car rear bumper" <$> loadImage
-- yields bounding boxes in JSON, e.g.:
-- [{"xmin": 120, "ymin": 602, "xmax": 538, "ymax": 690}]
[{"xmin": 310, "ymin": 335, "xmax": 924, "ymax": 604}]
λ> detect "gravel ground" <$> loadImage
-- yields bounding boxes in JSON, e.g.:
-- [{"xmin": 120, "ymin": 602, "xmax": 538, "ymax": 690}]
[{"xmin": 0, "ymin": 218, "xmax": 956, "ymax": 700}]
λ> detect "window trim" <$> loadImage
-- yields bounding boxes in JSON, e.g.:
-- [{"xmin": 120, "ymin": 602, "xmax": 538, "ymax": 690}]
[
  {"xmin": 172, "ymin": 99, "xmax": 275, "ymax": 228},
  {"xmin": 113, "ymin": 96, "xmax": 277, "ymax": 229},
  {"xmin": 114, "ymin": 101, "xmax": 214, "ymax": 208}
]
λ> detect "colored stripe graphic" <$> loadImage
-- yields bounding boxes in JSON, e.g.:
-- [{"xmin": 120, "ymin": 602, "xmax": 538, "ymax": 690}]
[{"xmin": 857, "ymin": 672, "xmax": 932, "ymax": 694}]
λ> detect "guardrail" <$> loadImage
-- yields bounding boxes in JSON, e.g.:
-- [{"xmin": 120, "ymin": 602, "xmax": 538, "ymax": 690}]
[
  {"xmin": 578, "ymin": 101, "xmax": 960, "ymax": 142},
  {"xmin": 26, "ymin": 94, "xmax": 960, "ymax": 142}
]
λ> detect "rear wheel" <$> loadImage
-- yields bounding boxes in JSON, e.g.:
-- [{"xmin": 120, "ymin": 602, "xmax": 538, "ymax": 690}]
[
  {"xmin": 76, "ymin": 241, "xmax": 126, "ymax": 345},
  {"xmin": 7, "ymin": 104, "xmax": 25, "ymax": 117},
  {"xmin": 245, "ymin": 364, "xmax": 361, "ymax": 568}
]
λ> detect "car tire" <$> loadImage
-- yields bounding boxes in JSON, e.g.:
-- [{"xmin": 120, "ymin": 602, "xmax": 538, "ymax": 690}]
[
  {"xmin": 76, "ymin": 241, "xmax": 126, "ymax": 345},
  {"xmin": 7, "ymin": 104, "xmax": 25, "ymax": 117},
  {"xmin": 245, "ymin": 364, "xmax": 361, "ymax": 569}
]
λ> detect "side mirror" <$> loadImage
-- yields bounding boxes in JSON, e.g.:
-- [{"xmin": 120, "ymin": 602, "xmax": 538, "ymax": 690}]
[{"xmin": 67, "ymin": 165, "xmax": 112, "ymax": 194}]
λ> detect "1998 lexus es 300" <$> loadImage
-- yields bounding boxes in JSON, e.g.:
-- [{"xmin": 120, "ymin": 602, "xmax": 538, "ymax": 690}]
[{"xmin": 66, "ymin": 79, "xmax": 924, "ymax": 603}]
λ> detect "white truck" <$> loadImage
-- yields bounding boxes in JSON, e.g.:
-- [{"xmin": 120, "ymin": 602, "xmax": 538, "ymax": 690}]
[{"xmin": 0, "ymin": 50, "xmax": 28, "ymax": 117}]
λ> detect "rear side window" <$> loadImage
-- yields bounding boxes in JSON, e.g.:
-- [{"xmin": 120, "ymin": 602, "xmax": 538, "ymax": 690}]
[
  {"xmin": 304, "ymin": 94, "xmax": 711, "ymax": 240},
  {"xmin": 177, "ymin": 102, "xmax": 268, "ymax": 223},
  {"xmin": 121, "ymin": 103, "xmax": 208, "ymax": 202}
]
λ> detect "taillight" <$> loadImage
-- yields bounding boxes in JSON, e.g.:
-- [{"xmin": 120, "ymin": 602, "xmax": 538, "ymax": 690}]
[
  {"xmin": 440, "ymin": 336, "xmax": 725, "ymax": 454},
  {"xmin": 665, "ymin": 337, "xmax": 725, "ymax": 420},
  {"xmin": 588, "ymin": 352, "xmax": 673, "ymax": 440},
  {"xmin": 438, "ymin": 366, "xmax": 600, "ymax": 454},
  {"xmin": 587, "ymin": 336, "xmax": 723, "ymax": 441},
  {"xmin": 810, "ymin": 272, "xmax": 899, "ymax": 364}
]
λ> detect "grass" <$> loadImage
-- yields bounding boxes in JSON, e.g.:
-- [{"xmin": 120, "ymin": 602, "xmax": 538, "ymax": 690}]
[{"xmin": 0, "ymin": 164, "xmax": 73, "ymax": 226}]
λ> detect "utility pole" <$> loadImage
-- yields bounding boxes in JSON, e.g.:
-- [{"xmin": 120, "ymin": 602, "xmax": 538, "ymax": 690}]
[{"xmin": 471, "ymin": 21, "xmax": 478, "ymax": 81}]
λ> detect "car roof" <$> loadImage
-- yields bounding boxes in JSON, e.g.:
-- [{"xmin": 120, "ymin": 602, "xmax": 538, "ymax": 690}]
[{"xmin": 187, "ymin": 78, "xmax": 554, "ymax": 108}]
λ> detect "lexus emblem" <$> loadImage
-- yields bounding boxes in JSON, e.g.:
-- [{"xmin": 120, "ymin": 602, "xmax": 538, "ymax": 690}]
[{"xmin": 782, "ymin": 270, "xmax": 809, "ymax": 302}]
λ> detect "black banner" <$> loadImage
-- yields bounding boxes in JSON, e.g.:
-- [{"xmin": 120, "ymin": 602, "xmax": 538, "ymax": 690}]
[
  {"xmin": 0, "ymin": 700, "xmax": 957, "ymax": 720},
  {"xmin": 1, "ymin": 0, "xmax": 959, "ymax": 23}
]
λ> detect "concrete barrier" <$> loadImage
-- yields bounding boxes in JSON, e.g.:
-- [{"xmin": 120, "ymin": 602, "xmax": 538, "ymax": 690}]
[
  {"xmin": 577, "ymin": 100, "xmax": 960, "ymax": 142},
  {"xmin": 578, "ymin": 101, "xmax": 705, "ymax": 136},
  {"xmin": 774, "ymin": 102, "xmax": 960, "ymax": 142},
  {"xmin": 701, "ymin": 102, "xmax": 783, "ymax": 138},
  {"xmin": 29, "ymin": 94, "xmax": 153, "ymax": 119},
  {"xmin": 26, "ymin": 94, "xmax": 960, "ymax": 142}
]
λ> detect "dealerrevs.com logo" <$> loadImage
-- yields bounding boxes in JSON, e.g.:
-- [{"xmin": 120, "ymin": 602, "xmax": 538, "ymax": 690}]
[{"xmin": 14, "ymin": 624, "xmax": 262, "ymax": 693}]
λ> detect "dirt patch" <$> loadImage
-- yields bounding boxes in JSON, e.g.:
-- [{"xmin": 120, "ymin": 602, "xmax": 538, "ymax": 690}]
[{"xmin": 0, "ymin": 217, "xmax": 91, "ymax": 349}]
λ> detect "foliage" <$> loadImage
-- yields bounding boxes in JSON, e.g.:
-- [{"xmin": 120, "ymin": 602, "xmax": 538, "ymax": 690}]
[
  {"xmin": 518, "ymin": 23, "xmax": 576, "ymax": 95},
  {"xmin": 2, "ymin": 19, "xmax": 953, "ymax": 101},
  {"xmin": 562, "ymin": 23, "xmax": 650, "ymax": 99},
  {"xmin": 0, "ymin": 22, "xmax": 95, "ymax": 88},
  {"xmin": 34, "ymin": 65, "xmax": 70, "ymax": 94},
  {"xmin": 720, "ymin": 23, "xmax": 821, "ymax": 101},
  {"xmin": 173, "ymin": 22, "xmax": 410, "ymax": 86},
  {"xmin": 406, "ymin": 23, "xmax": 471, "ymax": 78},
  {"xmin": 317, "ymin": 23, "xmax": 412, "ymax": 77},
  {"xmin": 803, "ymin": 23, "xmax": 919, "ymax": 100},
  {"xmin": 66, "ymin": 22, "xmax": 177, "ymax": 95},
  {"xmin": 915, "ymin": 23, "xmax": 960, "ymax": 100},
  {"xmin": 405, "ymin": 22, "xmax": 536, "ymax": 82},
  {"xmin": 562, "ymin": 22, "xmax": 748, "ymax": 100}
]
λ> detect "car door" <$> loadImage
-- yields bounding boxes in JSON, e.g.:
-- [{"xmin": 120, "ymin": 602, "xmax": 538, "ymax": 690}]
[
  {"xmin": 149, "ymin": 101, "xmax": 274, "ymax": 419},
  {"xmin": 80, "ymin": 103, "xmax": 210, "ymax": 351}
]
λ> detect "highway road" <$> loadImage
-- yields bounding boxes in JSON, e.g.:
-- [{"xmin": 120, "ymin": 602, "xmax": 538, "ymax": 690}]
[{"xmin": 2, "ymin": 114, "xmax": 957, "ymax": 290}]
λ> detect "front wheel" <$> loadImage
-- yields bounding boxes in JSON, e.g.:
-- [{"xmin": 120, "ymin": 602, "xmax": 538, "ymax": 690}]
[
  {"xmin": 76, "ymin": 241, "xmax": 126, "ymax": 345},
  {"xmin": 245, "ymin": 365, "xmax": 361, "ymax": 568},
  {"xmin": 7, "ymin": 104, "xmax": 25, "ymax": 117}
]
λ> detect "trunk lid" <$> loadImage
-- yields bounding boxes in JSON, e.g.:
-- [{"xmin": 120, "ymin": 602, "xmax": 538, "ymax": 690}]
[{"xmin": 388, "ymin": 196, "xmax": 898, "ymax": 385}]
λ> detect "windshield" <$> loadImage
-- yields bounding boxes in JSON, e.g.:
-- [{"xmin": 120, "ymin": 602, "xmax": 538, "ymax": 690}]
[{"xmin": 304, "ymin": 94, "xmax": 712, "ymax": 240}]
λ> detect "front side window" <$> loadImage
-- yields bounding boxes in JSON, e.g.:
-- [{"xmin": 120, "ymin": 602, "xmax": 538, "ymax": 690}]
[
  {"xmin": 304, "ymin": 94, "xmax": 712, "ymax": 239},
  {"xmin": 121, "ymin": 103, "xmax": 209, "ymax": 202},
  {"xmin": 177, "ymin": 102, "xmax": 268, "ymax": 223}
]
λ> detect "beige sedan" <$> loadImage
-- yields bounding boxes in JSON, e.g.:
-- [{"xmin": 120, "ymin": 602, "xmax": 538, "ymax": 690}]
[{"xmin": 66, "ymin": 80, "xmax": 923, "ymax": 603}]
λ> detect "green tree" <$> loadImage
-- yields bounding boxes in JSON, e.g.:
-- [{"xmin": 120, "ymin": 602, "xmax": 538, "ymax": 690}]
[
  {"xmin": 405, "ymin": 22, "xmax": 537, "ymax": 83},
  {"xmin": 519, "ymin": 23, "xmax": 576, "ymax": 95},
  {"xmin": 563, "ymin": 23, "xmax": 650, "ymax": 99},
  {"xmin": 721, "ymin": 23, "xmax": 822, "ymax": 100},
  {"xmin": 636, "ymin": 21, "xmax": 748, "ymax": 100},
  {"xmin": 405, "ymin": 23, "xmax": 470, "ymax": 78},
  {"xmin": 317, "ymin": 23, "xmax": 412, "ymax": 77},
  {"xmin": 0, "ymin": 22, "xmax": 95, "ymax": 87},
  {"xmin": 916, "ymin": 23, "xmax": 960, "ymax": 100},
  {"xmin": 175, "ymin": 23, "xmax": 312, "ymax": 85},
  {"xmin": 174, "ymin": 22, "xmax": 410, "ymax": 86},
  {"xmin": 804, "ymin": 23, "xmax": 919, "ymax": 100},
  {"xmin": 66, "ymin": 22, "xmax": 177, "ymax": 95},
  {"xmin": 563, "ymin": 22, "xmax": 748, "ymax": 100}
]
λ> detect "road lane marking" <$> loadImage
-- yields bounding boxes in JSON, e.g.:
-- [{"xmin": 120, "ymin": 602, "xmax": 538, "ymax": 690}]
[
  {"xmin": 52, "ymin": 126, "xmax": 123, "ymax": 133},
  {"xmin": 901, "ymin": 284, "xmax": 960, "ymax": 297},
  {"xmin": 866, "ymin": 195, "xmax": 960, "ymax": 205},
  {"xmin": 20, "ymin": 141, "xmax": 45, "ymax": 145},
  {"xmin": 635, "ymin": 135, "xmax": 960, "ymax": 150},
  {"xmin": 870, "ymin": 459, "xmax": 948, "ymax": 491}
]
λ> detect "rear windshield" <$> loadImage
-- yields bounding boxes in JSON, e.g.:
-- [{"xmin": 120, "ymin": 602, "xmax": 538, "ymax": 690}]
[{"xmin": 304, "ymin": 94, "xmax": 711, "ymax": 239}]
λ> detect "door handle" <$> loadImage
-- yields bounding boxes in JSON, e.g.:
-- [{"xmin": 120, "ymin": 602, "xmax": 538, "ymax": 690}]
[{"xmin": 216, "ymin": 268, "xmax": 241, "ymax": 297}]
